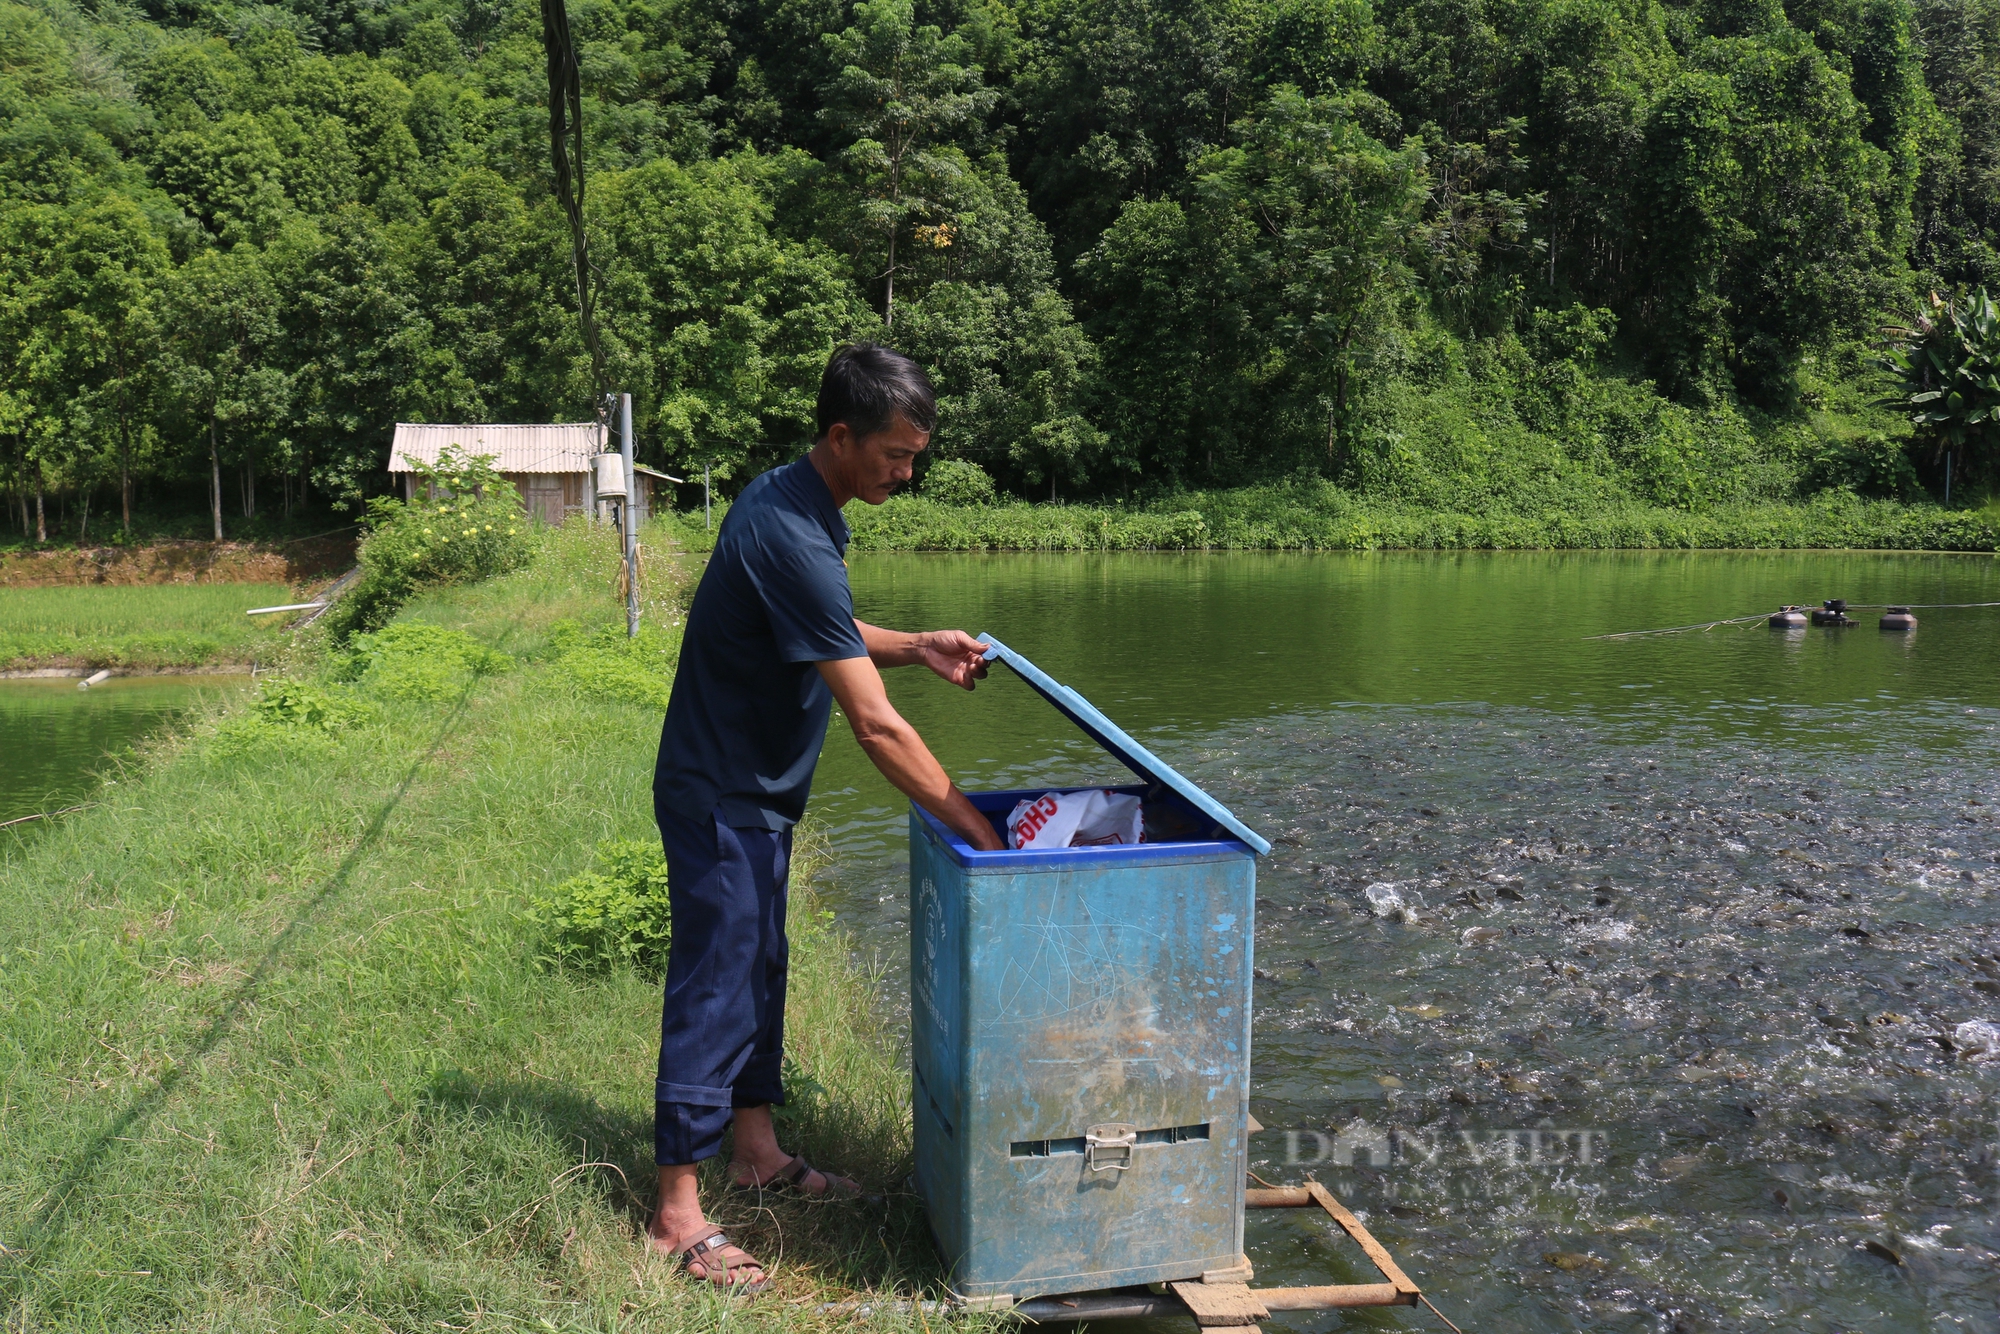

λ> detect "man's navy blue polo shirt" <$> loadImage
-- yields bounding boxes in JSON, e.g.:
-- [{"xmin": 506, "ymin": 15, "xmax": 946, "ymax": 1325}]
[{"xmin": 654, "ymin": 457, "xmax": 869, "ymax": 831}]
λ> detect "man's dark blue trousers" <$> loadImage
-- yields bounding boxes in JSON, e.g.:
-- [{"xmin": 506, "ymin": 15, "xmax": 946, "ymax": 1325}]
[{"xmin": 653, "ymin": 800, "xmax": 791, "ymax": 1166}]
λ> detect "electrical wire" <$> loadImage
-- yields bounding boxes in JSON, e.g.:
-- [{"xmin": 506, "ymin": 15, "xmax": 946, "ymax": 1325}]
[
  {"xmin": 1584, "ymin": 616, "xmax": 1776, "ymax": 640},
  {"xmin": 541, "ymin": 0, "xmax": 609, "ymax": 419},
  {"xmin": 1858, "ymin": 600, "xmax": 2000, "ymax": 609},
  {"xmin": 1587, "ymin": 601, "xmax": 2000, "ymax": 640}
]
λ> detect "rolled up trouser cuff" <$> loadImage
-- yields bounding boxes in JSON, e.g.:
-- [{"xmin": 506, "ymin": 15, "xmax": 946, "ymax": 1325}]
[
  {"xmin": 656, "ymin": 1080, "xmax": 733, "ymax": 1106},
  {"xmin": 732, "ymin": 1051, "xmax": 785, "ymax": 1108},
  {"xmin": 656, "ymin": 1098, "xmax": 733, "ymax": 1166}
]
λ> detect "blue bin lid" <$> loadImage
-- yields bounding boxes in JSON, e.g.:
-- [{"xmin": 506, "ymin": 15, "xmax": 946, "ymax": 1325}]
[{"xmin": 977, "ymin": 633, "xmax": 1271, "ymax": 855}]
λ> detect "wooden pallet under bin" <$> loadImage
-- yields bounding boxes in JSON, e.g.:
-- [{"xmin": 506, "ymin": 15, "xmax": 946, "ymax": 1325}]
[{"xmin": 1000, "ymin": 1180, "xmax": 1445, "ymax": 1330}]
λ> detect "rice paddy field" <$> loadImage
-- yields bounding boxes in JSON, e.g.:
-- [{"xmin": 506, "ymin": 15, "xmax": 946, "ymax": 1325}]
[{"xmin": 0, "ymin": 584, "xmax": 296, "ymax": 670}]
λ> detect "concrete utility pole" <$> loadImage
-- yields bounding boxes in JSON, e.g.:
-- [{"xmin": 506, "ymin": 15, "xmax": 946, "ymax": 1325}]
[{"xmin": 621, "ymin": 391, "xmax": 639, "ymax": 638}]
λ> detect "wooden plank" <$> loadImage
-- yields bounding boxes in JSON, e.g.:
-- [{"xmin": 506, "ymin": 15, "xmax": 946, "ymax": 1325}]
[
  {"xmin": 1305, "ymin": 1181, "xmax": 1420, "ymax": 1297},
  {"xmin": 1256, "ymin": 1283, "xmax": 1415, "ymax": 1310},
  {"xmin": 1170, "ymin": 1281, "xmax": 1269, "ymax": 1326}
]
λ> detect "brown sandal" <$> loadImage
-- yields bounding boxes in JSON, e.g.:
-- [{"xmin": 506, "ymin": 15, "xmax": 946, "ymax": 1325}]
[
  {"xmin": 678, "ymin": 1230, "xmax": 770, "ymax": 1295},
  {"xmin": 735, "ymin": 1153, "xmax": 864, "ymax": 1200}
]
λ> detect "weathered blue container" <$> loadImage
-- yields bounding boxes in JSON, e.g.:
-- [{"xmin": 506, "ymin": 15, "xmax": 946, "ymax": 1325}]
[{"xmin": 909, "ymin": 635, "xmax": 1270, "ymax": 1306}]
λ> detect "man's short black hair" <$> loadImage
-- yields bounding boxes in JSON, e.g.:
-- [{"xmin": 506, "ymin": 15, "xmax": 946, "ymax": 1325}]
[{"xmin": 816, "ymin": 342, "xmax": 937, "ymax": 441}]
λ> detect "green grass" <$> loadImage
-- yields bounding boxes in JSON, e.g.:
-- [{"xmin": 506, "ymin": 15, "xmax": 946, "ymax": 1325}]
[
  {"xmin": 661, "ymin": 487, "xmax": 2000, "ymax": 553},
  {"xmin": 0, "ymin": 584, "xmax": 299, "ymax": 670},
  {"xmin": 0, "ymin": 523, "xmax": 961, "ymax": 1332}
]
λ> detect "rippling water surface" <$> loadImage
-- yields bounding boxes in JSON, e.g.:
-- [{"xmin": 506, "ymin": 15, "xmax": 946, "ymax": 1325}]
[{"xmin": 809, "ymin": 551, "xmax": 2000, "ymax": 1334}]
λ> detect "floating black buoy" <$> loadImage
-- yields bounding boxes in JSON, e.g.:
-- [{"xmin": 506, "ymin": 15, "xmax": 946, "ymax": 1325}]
[
  {"xmin": 1811, "ymin": 599, "xmax": 1858, "ymax": 627},
  {"xmin": 1769, "ymin": 606, "xmax": 1808, "ymax": 629},
  {"xmin": 1879, "ymin": 606, "xmax": 1917, "ymax": 631}
]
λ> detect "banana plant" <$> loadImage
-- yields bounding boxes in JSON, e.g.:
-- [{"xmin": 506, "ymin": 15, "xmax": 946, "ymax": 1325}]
[{"xmin": 1880, "ymin": 288, "xmax": 2000, "ymax": 500}]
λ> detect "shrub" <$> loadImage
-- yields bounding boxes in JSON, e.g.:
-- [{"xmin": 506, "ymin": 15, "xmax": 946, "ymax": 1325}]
[
  {"xmin": 922, "ymin": 458, "xmax": 998, "ymax": 506},
  {"xmin": 336, "ymin": 447, "xmax": 535, "ymax": 634},
  {"xmin": 526, "ymin": 840, "xmax": 672, "ymax": 972},
  {"xmin": 210, "ymin": 677, "xmax": 377, "ymax": 756},
  {"xmin": 254, "ymin": 678, "xmax": 375, "ymax": 730},
  {"xmin": 340, "ymin": 622, "xmax": 513, "ymax": 702},
  {"xmin": 1802, "ymin": 428, "xmax": 1924, "ymax": 498},
  {"xmin": 526, "ymin": 824, "xmax": 833, "ymax": 976}
]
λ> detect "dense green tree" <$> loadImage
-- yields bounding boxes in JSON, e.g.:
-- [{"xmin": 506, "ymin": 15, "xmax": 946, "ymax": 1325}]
[
  {"xmin": 1075, "ymin": 198, "xmax": 1271, "ymax": 486},
  {"xmin": 156, "ymin": 244, "xmax": 288, "ymax": 539},
  {"xmin": 268, "ymin": 209, "xmax": 433, "ymax": 509},
  {"xmin": 44, "ymin": 194, "xmax": 172, "ymax": 531},
  {"xmin": 153, "ymin": 111, "xmax": 295, "ymax": 244},
  {"xmin": 402, "ymin": 167, "xmax": 554, "ymax": 423},
  {"xmin": 592, "ymin": 154, "xmax": 864, "ymax": 484},
  {"xmin": 1195, "ymin": 87, "xmax": 1429, "ymax": 457},
  {"xmin": 0, "ymin": 196, "xmax": 169, "ymax": 538},
  {"xmin": 1011, "ymin": 0, "xmax": 1255, "ymax": 261},
  {"xmin": 1910, "ymin": 0, "xmax": 2000, "ymax": 285},
  {"xmin": 0, "ymin": 201, "xmax": 68, "ymax": 538},
  {"xmin": 818, "ymin": 0, "xmax": 998, "ymax": 327}
]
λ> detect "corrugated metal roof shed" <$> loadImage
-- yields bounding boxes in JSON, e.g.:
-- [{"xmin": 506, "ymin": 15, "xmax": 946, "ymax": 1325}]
[{"xmin": 387, "ymin": 423, "xmax": 606, "ymax": 474}]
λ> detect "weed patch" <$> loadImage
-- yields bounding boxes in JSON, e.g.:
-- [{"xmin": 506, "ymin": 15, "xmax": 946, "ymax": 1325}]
[
  {"xmin": 527, "ymin": 839, "xmax": 675, "ymax": 972},
  {"xmin": 209, "ymin": 678, "xmax": 379, "ymax": 758},
  {"xmin": 340, "ymin": 622, "xmax": 513, "ymax": 701},
  {"xmin": 544, "ymin": 619, "xmax": 680, "ymax": 710}
]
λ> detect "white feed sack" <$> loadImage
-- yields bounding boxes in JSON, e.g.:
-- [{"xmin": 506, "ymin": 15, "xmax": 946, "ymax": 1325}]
[{"xmin": 1006, "ymin": 789, "xmax": 1144, "ymax": 850}]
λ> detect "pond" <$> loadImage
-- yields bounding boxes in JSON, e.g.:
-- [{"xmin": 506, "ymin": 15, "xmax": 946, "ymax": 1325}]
[
  {"xmin": 811, "ymin": 551, "xmax": 2000, "ymax": 1334},
  {"xmin": 0, "ymin": 676, "xmax": 251, "ymax": 829}
]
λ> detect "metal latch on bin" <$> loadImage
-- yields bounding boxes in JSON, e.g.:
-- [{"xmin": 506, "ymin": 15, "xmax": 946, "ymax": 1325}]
[{"xmin": 1084, "ymin": 1123, "xmax": 1138, "ymax": 1172}]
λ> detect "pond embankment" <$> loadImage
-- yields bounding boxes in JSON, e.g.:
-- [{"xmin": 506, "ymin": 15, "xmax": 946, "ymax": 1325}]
[
  {"xmin": 0, "ymin": 534, "xmax": 356, "ymax": 587},
  {"xmin": 667, "ymin": 489, "xmax": 2000, "ymax": 554},
  {"xmin": 0, "ymin": 584, "xmax": 298, "ymax": 673},
  {"xmin": 0, "ymin": 525, "xmax": 929, "ymax": 1332},
  {"xmin": 0, "ymin": 539, "xmax": 361, "ymax": 672}
]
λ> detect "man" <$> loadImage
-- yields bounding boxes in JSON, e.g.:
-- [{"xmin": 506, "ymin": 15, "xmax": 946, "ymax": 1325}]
[{"xmin": 647, "ymin": 342, "xmax": 1005, "ymax": 1292}]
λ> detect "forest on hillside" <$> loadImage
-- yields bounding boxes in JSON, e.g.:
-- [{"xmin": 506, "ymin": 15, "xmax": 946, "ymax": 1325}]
[{"xmin": 4, "ymin": 0, "xmax": 2000, "ymax": 540}]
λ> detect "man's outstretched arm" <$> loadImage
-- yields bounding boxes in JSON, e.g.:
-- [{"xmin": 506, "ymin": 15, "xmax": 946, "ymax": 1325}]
[
  {"xmin": 855, "ymin": 620, "xmax": 989, "ymax": 689},
  {"xmin": 817, "ymin": 655, "xmax": 1004, "ymax": 850}
]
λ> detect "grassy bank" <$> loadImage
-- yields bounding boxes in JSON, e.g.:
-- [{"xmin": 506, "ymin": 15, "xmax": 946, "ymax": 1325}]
[
  {"xmin": 0, "ymin": 524, "xmax": 950, "ymax": 1331},
  {"xmin": 0, "ymin": 584, "xmax": 304, "ymax": 672},
  {"xmin": 664, "ymin": 485, "xmax": 2000, "ymax": 553}
]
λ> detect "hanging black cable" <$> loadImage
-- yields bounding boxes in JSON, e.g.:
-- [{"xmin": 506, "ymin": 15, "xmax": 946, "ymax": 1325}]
[{"xmin": 541, "ymin": 0, "xmax": 609, "ymax": 418}]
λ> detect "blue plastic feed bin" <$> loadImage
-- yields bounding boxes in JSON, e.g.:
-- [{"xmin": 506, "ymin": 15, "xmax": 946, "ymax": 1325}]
[{"xmin": 909, "ymin": 634, "xmax": 1270, "ymax": 1304}]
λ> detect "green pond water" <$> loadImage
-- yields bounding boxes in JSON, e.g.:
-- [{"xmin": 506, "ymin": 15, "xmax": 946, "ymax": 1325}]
[
  {"xmin": 810, "ymin": 551, "xmax": 2000, "ymax": 1334},
  {"xmin": 0, "ymin": 676, "xmax": 250, "ymax": 827}
]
